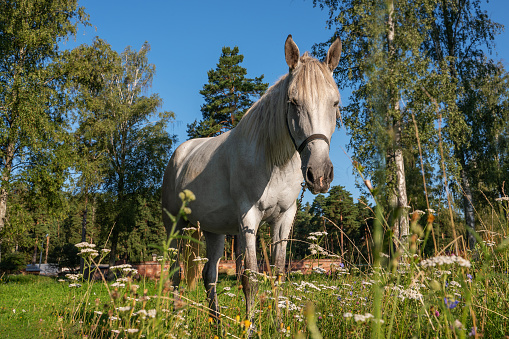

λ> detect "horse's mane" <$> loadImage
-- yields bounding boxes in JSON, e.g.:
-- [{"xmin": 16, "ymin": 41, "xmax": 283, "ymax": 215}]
[{"xmin": 236, "ymin": 52, "xmax": 338, "ymax": 168}]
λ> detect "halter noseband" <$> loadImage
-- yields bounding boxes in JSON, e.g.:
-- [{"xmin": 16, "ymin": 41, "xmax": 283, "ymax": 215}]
[{"xmin": 285, "ymin": 104, "xmax": 330, "ymax": 154}]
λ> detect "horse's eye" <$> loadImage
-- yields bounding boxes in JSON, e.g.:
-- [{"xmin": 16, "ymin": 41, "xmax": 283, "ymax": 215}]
[
  {"xmin": 333, "ymin": 101, "xmax": 339, "ymax": 108},
  {"xmin": 289, "ymin": 98, "xmax": 298, "ymax": 106}
]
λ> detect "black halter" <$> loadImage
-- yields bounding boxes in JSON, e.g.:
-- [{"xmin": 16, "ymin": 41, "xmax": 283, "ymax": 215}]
[{"xmin": 286, "ymin": 106, "xmax": 330, "ymax": 154}]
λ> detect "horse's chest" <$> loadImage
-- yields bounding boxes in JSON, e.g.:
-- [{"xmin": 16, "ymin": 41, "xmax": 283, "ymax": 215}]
[
  {"xmin": 260, "ymin": 204, "xmax": 290, "ymax": 222},
  {"xmin": 259, "ymin": 179, "xmax": 301, "ymax": 221}
]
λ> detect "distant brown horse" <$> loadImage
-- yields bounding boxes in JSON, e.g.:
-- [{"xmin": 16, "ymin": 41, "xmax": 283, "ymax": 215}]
[{"xmin": 162, "ymin": 35, "xmax": 342, "ymax": 321}]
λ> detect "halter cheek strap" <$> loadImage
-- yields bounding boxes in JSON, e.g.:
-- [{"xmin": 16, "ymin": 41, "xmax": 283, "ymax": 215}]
[{"xmin": 285, "ymin": 112, "xmax": 330, "ymax": 154}]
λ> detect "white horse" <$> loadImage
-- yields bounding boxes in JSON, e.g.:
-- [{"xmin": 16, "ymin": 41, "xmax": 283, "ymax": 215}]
[{"xmin": 162, "ymin": 35, "xmax": 342, "ymax": 320}]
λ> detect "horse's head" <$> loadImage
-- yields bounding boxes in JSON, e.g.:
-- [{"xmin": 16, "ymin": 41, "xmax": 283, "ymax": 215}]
[{"xmin": 284, "ymin": 35, "xmax": 342, "ymax": 194}]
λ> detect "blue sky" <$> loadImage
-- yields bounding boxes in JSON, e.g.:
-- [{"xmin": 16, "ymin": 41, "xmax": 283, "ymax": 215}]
[{"xmin": 65, "ymin": 0, "xmax": 509, "ymax": 203}]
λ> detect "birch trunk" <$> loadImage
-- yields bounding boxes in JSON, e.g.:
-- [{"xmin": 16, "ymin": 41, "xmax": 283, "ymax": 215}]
[
  {"xmin": 388, "ymin": 109, "xmax": 409, "ymax": 244},
  {"xmin": 461, "ymin": 168, "xmax": 476, "ymax": 249},
  {"xmin": 109, "ymin": 231, "xmax": 119, "ymax": 268},
  {"xmin": 395, "ymin": 146, "xmax": 409, "ymax": 241},
  {"xmin": 0, "ymin": 188, "xmax": 7, "ymax": 262},
  {"xmin": 387, "ymin": 0, "xmax": 409, "ymax": 244},
  {"xmin": 44, "ymin": 236, "xmax": 50, "ymax": 264},
  {"xmin": 0, "ymin": 141, "xmax": 15, "ymax": 262},
  {"xmin": 32, "ymin": 239, "xmax": 38, "ymax": 265},
  {"xmin": 79, "ymin": 196, "xmax": 88, "ymax": 274},
  {"xmin": 0, "ymin": 188, "xmax": 7, "ymax": 235}
]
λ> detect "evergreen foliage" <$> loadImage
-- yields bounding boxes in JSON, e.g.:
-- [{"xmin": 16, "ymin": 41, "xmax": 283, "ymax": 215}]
[
  {"xmin": 124, "ymin": 194, "xmax": 167, "ymax": 262},
  {"xmin": 292, "ymin": 185, "xmax": 371, "ymax": 261},
  {"xmin": 187, "ymin": 46, "xmax": 268, "ymax": 139},
  {"xmin": 314, "ymin": 185, "xmax": 361, "ymax": 241}
]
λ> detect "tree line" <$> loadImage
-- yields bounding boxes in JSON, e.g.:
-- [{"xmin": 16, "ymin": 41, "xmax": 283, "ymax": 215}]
[
  {"xmin": 0, "ymin": 1, "xmax": 175, "ymax": 269},
  {"xmin": 1, "ymin": 0, "xmax": 508, "ymax": 271},
  {"xmin": 312, "ymin": 0, "xmax": 509, "ymax": 255}
]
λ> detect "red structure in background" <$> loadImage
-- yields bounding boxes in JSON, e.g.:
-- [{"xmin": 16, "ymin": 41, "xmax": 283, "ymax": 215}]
[{"xmin": 132, "ymin": 259, "xmax": 343, "ymax": 280}]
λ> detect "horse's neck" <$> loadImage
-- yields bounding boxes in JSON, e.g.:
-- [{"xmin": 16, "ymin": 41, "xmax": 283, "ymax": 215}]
[
  {"xmin": 271, "ymin": 152, "xmax": 301, "ymax": 175},
  {"xmin": 245, "ymin": 82, "xmax": 296, "ymax": 169}
]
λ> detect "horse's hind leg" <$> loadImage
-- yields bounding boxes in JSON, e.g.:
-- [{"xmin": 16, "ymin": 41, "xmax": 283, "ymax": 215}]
[
  {"xmin": 202, "ymin": 231, "xmax": 225, "ymax": 321},
  {"xmin": 184, "ymin": 226, "xmax": 202, "ymax": 290},
  {"xmin": 234, "ymin": 235, "xmax": 242, "ymax": 281},
  {"xmin": 163, "ymin": 209, "xmax": 185, "ymax": 288}
]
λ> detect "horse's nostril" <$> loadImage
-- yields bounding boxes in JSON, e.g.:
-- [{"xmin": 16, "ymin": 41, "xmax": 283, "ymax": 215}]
[
  {"xmin": 306, "ymin": 168, "xmax": 314, "ymax": 184},
  {"xmin": 328, "ymin": 166, "xmax": 334, "ymax": 181}
]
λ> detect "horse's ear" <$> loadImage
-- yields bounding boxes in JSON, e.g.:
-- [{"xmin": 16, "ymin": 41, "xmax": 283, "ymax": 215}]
[
  {"xmin": 325, "ymin": 37, "xmax": 342, "ymax": 72},
  {"xmin": 285, "ymin": 35, "xmax": 300, "ymax": 70}
]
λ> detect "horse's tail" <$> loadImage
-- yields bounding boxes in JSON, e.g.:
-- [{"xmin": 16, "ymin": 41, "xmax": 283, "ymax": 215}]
[{"xmin": 185, "ymin": 226, "xmax": 202, "ymax": 290}]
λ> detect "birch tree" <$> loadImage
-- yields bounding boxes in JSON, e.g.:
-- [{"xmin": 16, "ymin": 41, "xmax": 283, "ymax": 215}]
[
  {"xmin": 426, "ymin": 0, "xmax": 505, "ymax": 249},
  {"xmin": 312, "ymin": 0, "xmax": 453, "ymax": 246},
  {"xmin": 67, "ymin": 37, "xmax": 120, "ymax": 271},
  {"xmin": 0, "ymin": 0, "xmax": 89, "ymax": 260},
  {"xmin": 79, "ymin": 42, "xmax": 175, "ymax": 266}
]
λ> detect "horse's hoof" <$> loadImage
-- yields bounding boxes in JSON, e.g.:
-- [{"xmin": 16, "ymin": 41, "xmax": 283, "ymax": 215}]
[{"xmin": 247, "ymin": 323, "xmax": 257, "ymax": 338}]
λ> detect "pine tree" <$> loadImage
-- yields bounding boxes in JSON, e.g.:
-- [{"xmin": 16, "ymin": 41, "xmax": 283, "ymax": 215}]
[
  {"xmin": 311, "ymin": 185, "xmax": 361, "ymax": 257},
  {"xmin": 291, "ymin": 203, "xmax": 314, "ymax": 259},
  {"xmin": 322, "ymin": 186, "xmax": 361, "ymax": 241},
  {"xmin": 187, "ymin": 46, "xmax": 268, "ymax": 139},
  {"xmin": 290, "ymin": 186, "xmax": 367, "ymax": 260}
]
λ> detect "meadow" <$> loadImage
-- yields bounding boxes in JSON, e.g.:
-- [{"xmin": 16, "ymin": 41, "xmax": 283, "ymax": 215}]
[{"xmin": 1, "ymin": 228, "xmax": 508, "ymax": 339}]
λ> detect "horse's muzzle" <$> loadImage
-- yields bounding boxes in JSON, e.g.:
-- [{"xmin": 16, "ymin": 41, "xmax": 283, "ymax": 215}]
[{"xmin": 305, "ymin": 162, "xmax": 334, "ymax": 194}]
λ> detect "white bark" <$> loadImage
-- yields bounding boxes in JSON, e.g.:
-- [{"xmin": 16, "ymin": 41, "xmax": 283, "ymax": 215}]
[
  {"xmin": 387, "ymin": 0, "xmax": 409, "ymax": 244},
  {"xmin": 461, "ymin": 169, "xmax": 476, "ymax": 249},
  {"xmin": 395, "ymin": 146, "xmax": 409, "ymax": 241}
]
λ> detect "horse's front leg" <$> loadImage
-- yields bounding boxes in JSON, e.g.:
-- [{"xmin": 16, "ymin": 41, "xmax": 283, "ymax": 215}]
[
  {"xmin": 239, "ymin": 208, "xmax": 262, "ymax": 318},
  {"xmin": 271, "ymin": 202, "xmax": 297, "ymax": 280},
  {"xmin": 202, "ymin": 231, "xmax": 225, "ymax": 321}
]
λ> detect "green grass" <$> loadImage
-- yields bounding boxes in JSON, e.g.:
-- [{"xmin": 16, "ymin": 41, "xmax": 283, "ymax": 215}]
[
  {"xmin": 1, "ymin": 194, "xmax": 508, "ymax": 338},
  {"xmin": 0, "ymin": 249, "xmax": 508, "ymax": 339},
  {"xmin": 0, "ymin": 275, "xmax": 71, "ymax": 338}
]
